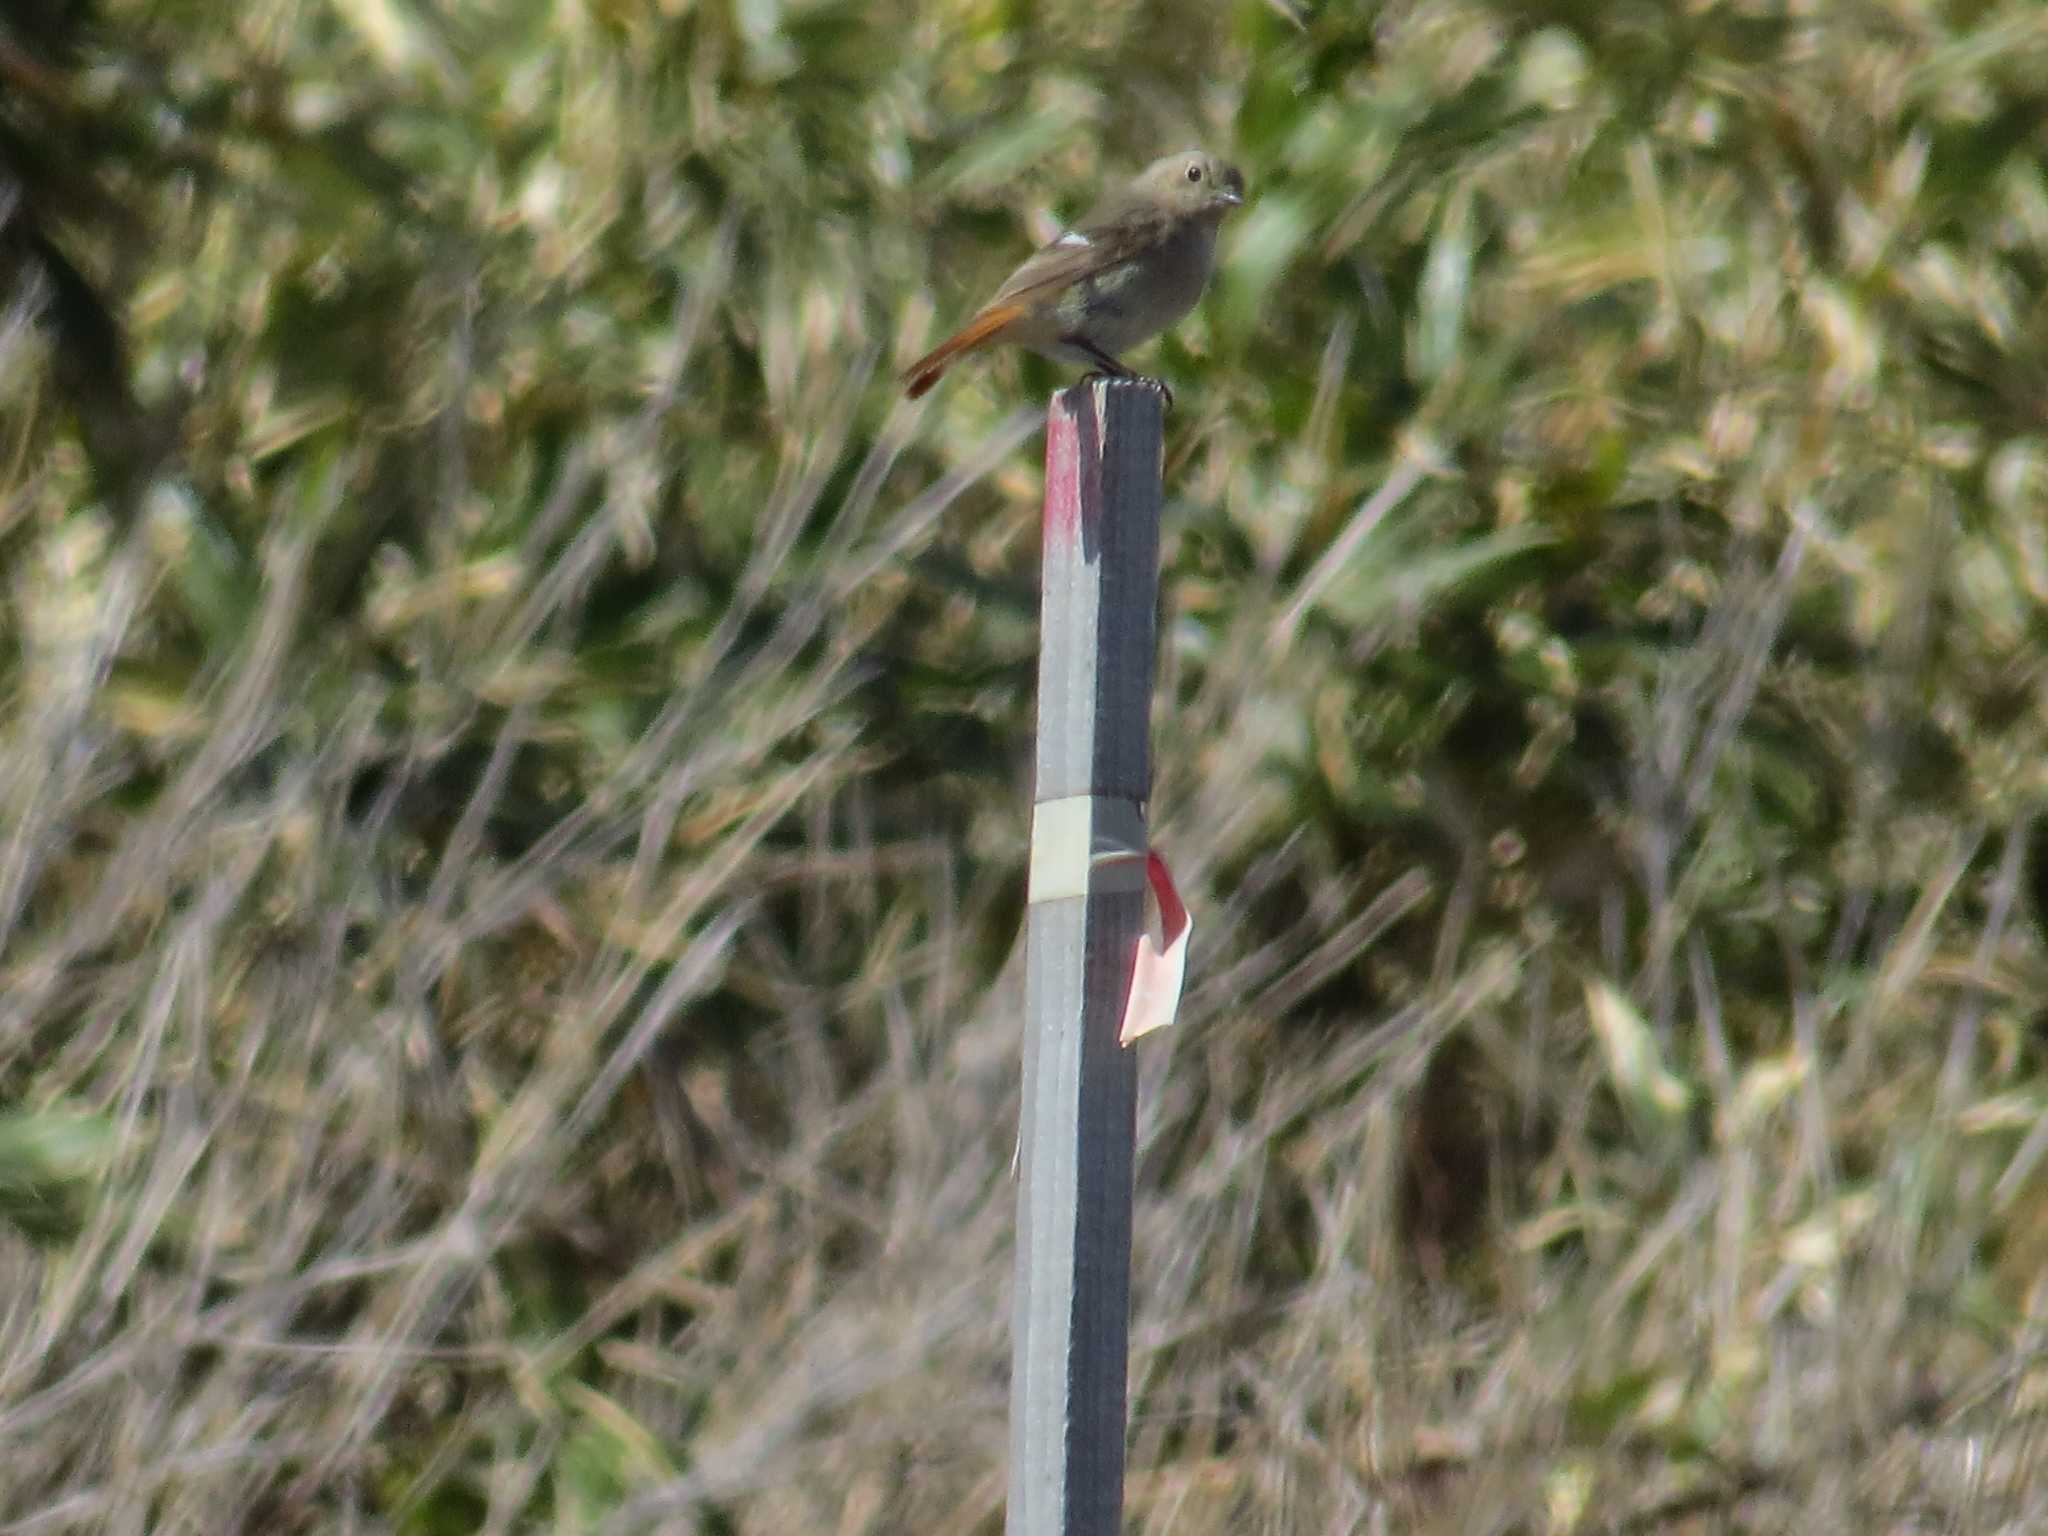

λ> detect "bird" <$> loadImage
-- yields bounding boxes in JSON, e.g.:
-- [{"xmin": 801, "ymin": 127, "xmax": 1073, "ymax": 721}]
[{"xmin": 902, "ymin": 149, "xmax": 1245, "ymax": 402}]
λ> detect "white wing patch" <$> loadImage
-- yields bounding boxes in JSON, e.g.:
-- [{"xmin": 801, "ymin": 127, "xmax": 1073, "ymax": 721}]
[{"xmin": 1056, "ymin": 231, "xmax": 1091, "ymax": 247}]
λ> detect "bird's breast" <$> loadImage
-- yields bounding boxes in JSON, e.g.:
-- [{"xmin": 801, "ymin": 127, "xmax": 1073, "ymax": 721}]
[{"xmin": 1061, "ymin": 222, "xmax": 1219, "ymax": 353}]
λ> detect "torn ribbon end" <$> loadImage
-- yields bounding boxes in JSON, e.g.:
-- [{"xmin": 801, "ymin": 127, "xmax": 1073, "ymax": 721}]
[{"xmin": 1119, "ymin": 850, "xmax": 1191, "ymax": 1046}]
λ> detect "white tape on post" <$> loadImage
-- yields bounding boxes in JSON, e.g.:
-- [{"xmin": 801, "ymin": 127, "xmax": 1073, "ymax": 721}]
[{"xmin": 1027, "ymin": 795, "xmax": 1150, "ymax": 903}]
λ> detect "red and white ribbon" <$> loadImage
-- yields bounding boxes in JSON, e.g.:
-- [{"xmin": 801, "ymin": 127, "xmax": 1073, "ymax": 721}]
[
  {"xmin": 1027, "ymin": 795, "xmax": 1191, "ymax": 1045},
  {"xmin": 1116, "ymin": 850, "xmax": 1189, "ymax": 1045}
]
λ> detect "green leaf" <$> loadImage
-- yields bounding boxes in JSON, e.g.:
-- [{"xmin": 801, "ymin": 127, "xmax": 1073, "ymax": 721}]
[{"xmin": 0, "ymin": 1106, "xmax": 116, "ymax": 1244}]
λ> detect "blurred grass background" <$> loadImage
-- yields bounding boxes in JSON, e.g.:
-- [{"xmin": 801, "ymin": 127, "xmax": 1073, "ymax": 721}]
[{"xmin": 5, "ymin": 0, "xmax": 2048, "ymax": 1529}]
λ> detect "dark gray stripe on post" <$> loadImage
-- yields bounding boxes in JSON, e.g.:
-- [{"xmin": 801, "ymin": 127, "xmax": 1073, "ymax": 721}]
[{"xmin": 1009, "ymin": 377, "xmax": 1165, "ymax": 1536}]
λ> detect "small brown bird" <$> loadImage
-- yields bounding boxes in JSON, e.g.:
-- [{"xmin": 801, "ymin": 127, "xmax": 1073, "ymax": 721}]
[{"xmin": 902, "ymin": 149, "xmax": 1246, "ymax": 400}]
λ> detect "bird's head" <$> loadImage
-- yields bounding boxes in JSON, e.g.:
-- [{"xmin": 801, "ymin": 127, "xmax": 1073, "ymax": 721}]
[{"xmin": 1138, "ymin": 150, "xmax": 1246, "ymax": 220}]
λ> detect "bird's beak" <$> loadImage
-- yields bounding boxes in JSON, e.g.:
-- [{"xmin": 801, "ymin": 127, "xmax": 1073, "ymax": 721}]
[{"xmin": 1215, "ymin": 187, "xmax": 1244, "ymax": 208}]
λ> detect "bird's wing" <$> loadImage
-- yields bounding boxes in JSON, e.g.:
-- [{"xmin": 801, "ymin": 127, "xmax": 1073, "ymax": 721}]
[{"xmin": 984, "ymin": 202, "xmax": 1173, "ymax": 309}]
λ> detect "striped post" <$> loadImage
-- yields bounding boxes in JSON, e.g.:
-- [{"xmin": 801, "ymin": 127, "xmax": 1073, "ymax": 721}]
[{"xmin": 1009, "ymin": 376, "xmax": 1165, "ymax": 1536}]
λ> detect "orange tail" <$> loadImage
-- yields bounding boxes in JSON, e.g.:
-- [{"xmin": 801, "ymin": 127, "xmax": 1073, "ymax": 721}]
[{"xmin": 902, "ymin": 303, "xmax": 1028, "ymax": 399}]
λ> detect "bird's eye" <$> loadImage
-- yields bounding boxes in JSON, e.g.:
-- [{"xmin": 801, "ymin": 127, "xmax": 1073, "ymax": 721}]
[{"xmin": 1185, "ymin": 163, "xmax": 1203, "ymax": 183}]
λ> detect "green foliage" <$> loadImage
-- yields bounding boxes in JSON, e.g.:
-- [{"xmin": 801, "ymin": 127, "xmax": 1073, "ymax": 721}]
[
  {"xmin": 4, "ymin": 0, "xmax": 2048, "ymax": 1529},
  {"xmin": 0, "ymin": 1104, "xmax": 115, "ymax": 1242}
]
